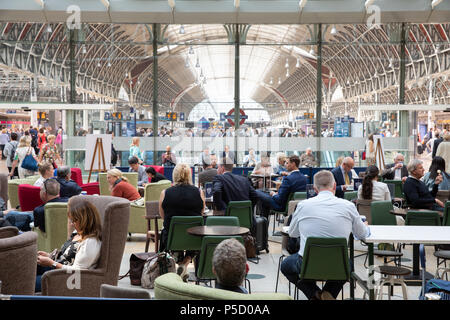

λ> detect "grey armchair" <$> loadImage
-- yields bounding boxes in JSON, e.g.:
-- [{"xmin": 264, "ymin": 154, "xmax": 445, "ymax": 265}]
[
  {"xmin": 0, "ymin": 227, "xmax": 37, "ymax": 295},
  {"xmin": 41, "ymin": 195, "xmax": 130, "ymax": 297},
  {"xmin": 0, "ymin": 173, "xmax": 8, "ymax": 207}
]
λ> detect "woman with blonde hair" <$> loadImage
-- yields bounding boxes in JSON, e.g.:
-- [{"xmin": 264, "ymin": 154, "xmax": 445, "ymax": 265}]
[
  {"xmin": 365, "ymin": 134, "xmax": 376, "ymax": 166},
  {"xmin": 38, "ymin": 134, "xmax": 62, "ymax": 168},
  {"xmin": 129, "ymin": 137, "xmax": 144, "ymax": 164},
  {"xmin": 35, "ymin": 197, "xmax": 102, "ymax": 292},
  {"xmin": 159, "ymin": 163, "xmax": 205, "ymax": 281},
  {"xmin": 9, "ymin": 135, "xmax": 39, "ymax": 178},
  {"xmin": 107, "ymin": 168, "xmax": 141, "ymax": 202}
]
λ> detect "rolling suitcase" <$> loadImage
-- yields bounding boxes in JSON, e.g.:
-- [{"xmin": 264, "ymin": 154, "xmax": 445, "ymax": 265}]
[{"xmin": 254, "ymin": 215, "xmax": 269, "ymax": 254}]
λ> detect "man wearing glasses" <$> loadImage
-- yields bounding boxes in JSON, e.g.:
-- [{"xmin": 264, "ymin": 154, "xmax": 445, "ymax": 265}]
[
  {"xmin": 331, "ymin": 157, "xmax": 355, "ymax": 199},
  {"xmin": 3, "ymin": 178, "xmax": 68, "ymax": 232}
]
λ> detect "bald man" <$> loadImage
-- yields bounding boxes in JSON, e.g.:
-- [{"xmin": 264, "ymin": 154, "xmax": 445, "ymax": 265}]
[{"xmin": 330, "ymin": 157, "xmax": 355, "ymax": 198}]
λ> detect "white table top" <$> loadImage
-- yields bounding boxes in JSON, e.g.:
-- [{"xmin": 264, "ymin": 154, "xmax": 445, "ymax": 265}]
[
  {"xmin": 364, "ymin": 225, "xmax": 450, "ymax": 244},
  {"xmin": 282, "ymin": 225, "xmax": 450, "ymax": 244}
]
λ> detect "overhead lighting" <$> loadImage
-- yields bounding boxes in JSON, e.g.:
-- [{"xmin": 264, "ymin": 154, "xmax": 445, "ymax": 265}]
[
  {"xmin": 82, "ymin": 45, "xmax": 87, "ymax": 54},
  {"xmin": 296, "ymin": 58, "xmax": 300, "ymax": 68},
  {"xmin": 107, "ymin": 61, "xmax": 111, "ymax": 67},
  {"xmin": 189, "ymin": 46, "xmax": 194, "ymax": 55},
  {"xmin": 278, "ymin": 77, "xmax": 282, "ymax": 85},
  {"xmin": 179, "ymin": 25, "xmax": 185, "ymax": 35},
  {"xmin": 388, "ymin": 59, "xmax": 393, "ymax": 68},
  {"xmin": 100, "ymin": 0, "xmax": 110, "ymax": 9},
  {"xmin": 299, "ymin": 0, "xmax": 307, "ymax": 10},
  {"xmin": 286, "ymin": 69, "xmax": 289, "ymax": 77},
  {"xmin": 168, "ymin": 0, "xmax": 175, "ymax": 9},
  {"xmin": 200, "ymin": 68, "xmax": 204, "ymax": 78},
  {"xmin": 285, "ymin": 58, "xmax": 289, "ymax": 68},
  {"xmin": 46, "ymin": 24, "xmax": 52, "ymax": 33},
  {"xmin": 97, "ymin": 61, "xmax": 101, "ymax": 67},
  {"xmin": 185, "ymin": 56, "xmax": 189, "ymax": 68},
  {"xmin": 432, "ymin": 0, "xmax": 443, "ymax": 9},
  {"xmin": 330, "ymin": 25, "xmax": 337, "ymax": 35},
  {"xmin": 269, "ymin": 77, "xmax": 273, "ymax": 85},
  {"xmin": 125, "ymin": 72, "xmax": 128, "ymax": 77},
  {"xmin": 309, "ymin": 46, "xmax": 315, "ymax": 55},
  {"xmin": 195, "ymin": 56, "xmax": 200, "ymax": 68}
]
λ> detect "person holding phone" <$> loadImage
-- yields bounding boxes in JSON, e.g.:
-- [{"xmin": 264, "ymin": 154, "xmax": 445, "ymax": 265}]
[{"xmin": 162, "ymin": 145, "xmax": 177, "ymax": 167}]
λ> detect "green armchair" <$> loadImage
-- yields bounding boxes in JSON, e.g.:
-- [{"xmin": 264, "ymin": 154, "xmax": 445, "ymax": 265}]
[
  {"xmin": 7, "ymin": 175, "xmax": 40, "ymax": 210},
  {"xmin": 154, "ymin": 273, "xmax": 292, "ymax": 300},
  {"xmin": 129, "ymin": 179, "xmax": 171, "ymax": 235},
  {"xmin": 34, "ymin": 202, "xmax": 69, "ymax": 252},
  {"xmin": 98, "ymin": 172, "xmax": 138, "ymax": 196}
]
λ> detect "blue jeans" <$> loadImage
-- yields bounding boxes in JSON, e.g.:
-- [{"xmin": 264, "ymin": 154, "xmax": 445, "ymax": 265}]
[
  {"xmin": 5, "ymin": 211, "xmax": 34, "ymax": 231},
  {"xmin": 35, "ymin": 265, "xmax": 54, "ymax": 292},
  {"xmin": 280, "ymin": 253, "xmax": 346, "ymax": 299}
]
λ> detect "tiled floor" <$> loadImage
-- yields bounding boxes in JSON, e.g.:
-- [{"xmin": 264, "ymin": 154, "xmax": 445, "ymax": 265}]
[{"xmin": 1, "ymin": 155, "xmax": 442, "ymax": 300}]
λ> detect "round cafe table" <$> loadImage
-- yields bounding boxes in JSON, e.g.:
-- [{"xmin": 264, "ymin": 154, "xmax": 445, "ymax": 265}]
[{"xmin": 187, "ymin": 226, "xmax": 249, "ymax": 237}]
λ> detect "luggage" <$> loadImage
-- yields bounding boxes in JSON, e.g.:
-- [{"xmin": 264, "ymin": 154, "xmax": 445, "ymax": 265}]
[{"xmin": 254, "ymin": 215, "xmax": 269, "ymax": 254}]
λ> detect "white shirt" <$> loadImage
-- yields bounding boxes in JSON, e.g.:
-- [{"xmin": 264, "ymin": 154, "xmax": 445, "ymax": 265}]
[
  {"xmin": 289, "ymin": 191, "xmax": 370, "ymax": 257},
  {"xmin": 394, "ymin": 168, "xmax": 402, "ymax": 180},
  {"xmin": 61, "ymin": 237, "xmax": 102, "ymax": 271},
  {"xmin": 357, "ymin": 180, "xmax": 391, "ymax": 201}
]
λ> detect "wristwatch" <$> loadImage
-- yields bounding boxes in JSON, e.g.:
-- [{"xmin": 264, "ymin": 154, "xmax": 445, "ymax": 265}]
[{"xmin": 52, "ymin": 261, "xmax": 58, "ymax": 268}]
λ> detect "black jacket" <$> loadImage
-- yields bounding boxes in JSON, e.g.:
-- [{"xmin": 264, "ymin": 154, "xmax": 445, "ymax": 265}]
[
  {"xmin": 213, "ymin": 172, "xmax": 258, "ymax": 211},
  {"xmin": 403, "ymin": 177, "xmax": 438, "ymax": 209},
  {"xmin": 56, "ymin": 177, "xmax": 82, "ymax": 198},
  {"xmin": 433, "ymin": 138, "xmax": 444, "ymax": 159},
  {"xmin": 33, "ymin": 197, "xmax": 69, "ymax": 232},
  {"xmin": 381, "ymin": 163, "xmax": 409, "ymax": 180}
]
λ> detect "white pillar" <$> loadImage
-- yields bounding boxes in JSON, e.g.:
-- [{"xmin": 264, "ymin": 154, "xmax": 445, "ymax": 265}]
[{"xmin": 83, "ymin": 110, "xmax": 89, "ymax": 130}]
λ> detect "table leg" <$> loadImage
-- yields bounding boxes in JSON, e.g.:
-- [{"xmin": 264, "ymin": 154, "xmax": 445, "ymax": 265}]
[
  {"xmin": 413, "ymin": 244, "xmax": 419, "ymax": 276},
  {"xmin": 368, "ymin": 243, "xmax": 374, "ymax": 300},
  {"xmin": 350, "ymin": 234, "xmax": 355, "ymax": 300},
  {"xmin": 154, "ymin": 218, "xmax": 159, "ymax": 252}
]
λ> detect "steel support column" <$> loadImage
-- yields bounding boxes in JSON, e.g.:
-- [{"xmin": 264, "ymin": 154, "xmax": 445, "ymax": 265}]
[
  {"xmin": 316, "ymin": 24, "xmax": 322, "ymax": 165},
  {"xmin": 234, "ymin": 24, "xmax": 240, "ymax": 163},
  {"xmin": 152, "ymin": 23, "xmax": 159, "ymax": 165}
]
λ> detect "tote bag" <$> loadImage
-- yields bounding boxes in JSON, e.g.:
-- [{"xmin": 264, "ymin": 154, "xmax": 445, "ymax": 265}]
[{"xmin": 21, "ymin": 148, "xmax": 38, "ymax": 171}]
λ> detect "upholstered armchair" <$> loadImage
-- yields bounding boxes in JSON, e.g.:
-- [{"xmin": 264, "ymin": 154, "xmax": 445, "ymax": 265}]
[
  {"xmin": 34, "ymin": 202, "xmax": 69, "ymax": 252},
  {"xmin": 7, "ymin": 175, "xmax": 40, "ymax": 210},
  {"xmin": 0, "ymin": 227, "xmax": 37, "ymax": 295},
  {"xmin": 98, "ymin": 172, "xmax": 138, "ymax": 196},
  {"xmin": 41, "ymin": 195, "xmax": 130, "ymax": 297}
]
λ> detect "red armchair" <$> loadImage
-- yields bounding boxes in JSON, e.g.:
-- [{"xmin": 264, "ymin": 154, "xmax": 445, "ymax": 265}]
[
  {"xmin": 18, "ymin": 184, "xmax": 44, "ymax": 211},
  {"xmin": 144, "ymin": 165, "xmax": 164, "ymax": 175},
  {"xmin": 70, "ymin": 168, "xmax": 100, "ymax": 195}
]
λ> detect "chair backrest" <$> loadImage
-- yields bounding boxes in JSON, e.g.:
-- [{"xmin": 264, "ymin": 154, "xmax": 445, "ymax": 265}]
[
  {"xmin": 0, "ymin": 227, "xmax": 37, "ymax": 294},
  {"xmin": 405, "ymin": 210, "xmax": 441, "ymax": 226},
  {"xmin": 70, "ymin": 168, "xmax": 83, "ymax": 186},
  {"xmin": 383, "ymin": 180, "xmax": 404, "ymax": 198},
  {"xmin": 300, "ymin": 237, "xmax": 350, "ymax": 281},
  {"xmin": 0, "ymin": 173, "xmax": 8, "ymax": 205},
  {"xmin": 206, "ymin": 216, "xmax": 240, "ymax": 226},
  {"xmin": 436, "ymin": 190, "xmax": 450, "ymax": 204},
  {"xmin": 344, "ymin": 191, "xmax": 358, "ymax": 201},
  {"xmin": 36, "ymin": 202, "xmax": 69, "ymax": 252},
  {"xmin": 443, "ymin": 201, "xmax": 450, "ymax": 226},
  {"xmin": 100, "ymin": 284, "xmax": 151, "ymax": 299},
  {"xmin": 144, "ymin": 179, "xmax": 171, "ymax": 202},
  {"xmin": 356, "ymin": 199, "xmax": 373, "ymax": 224},
  {"xmin": 18, "ymin": 184, "xmax": 44, "ymax": 211},
  {"xmin": 371, "ymin": 200, "xmax": 396, "ymax": 226},
  {"xmin": 293, "ymin": 192, "xmax": 307, "ymax": 200},
  {"xmin": 167, "ymin": 216, "xmax": 204, "ymax": 251},
  {"xmin": 144, "ymin": 165, "xmax": 164, "ymax": 175},
  {"xmin": 99, "ymin": 172, "xmax": 138, "ymax": 196},
  {"xmin": 8, "ymin": 175, "xmax": 40, "ymax": 210},
  {"xmin": 196, "ymin": 235, "xmax": 244, "ymax": 280},
  {"xmin": 225, "ymin": 200, "xmax": 253, "ymax": 229}
]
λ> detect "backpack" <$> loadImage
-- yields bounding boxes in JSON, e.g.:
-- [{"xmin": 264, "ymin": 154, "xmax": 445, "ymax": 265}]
[
  {"xmin": 140, "ymin": 252, "xmax": 176, "ymax": 289},
  {"xmin": 420, "ymin": 279, "xmax": 450, "ymax": 300}
]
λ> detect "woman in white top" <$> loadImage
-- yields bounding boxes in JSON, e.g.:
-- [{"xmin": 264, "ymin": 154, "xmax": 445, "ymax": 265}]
[
  {"xmin": 358, "ymin": 165, "xmax": 391, "ymax": 201},
  {"xmin": 35, "ymin": 198, "xmax": 102, "ymax": 292},
  {"xmin": 9, "ymin": 135, "xmax": 39, "ymax": 179},
  {"xmin": 34, "ymin": 161, "xmax": 55, "ymax": 187}
]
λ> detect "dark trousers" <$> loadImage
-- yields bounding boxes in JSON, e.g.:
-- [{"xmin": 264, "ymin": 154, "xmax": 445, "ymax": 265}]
[
  {"xmin": 280, "ymin": 253, "xmax": 346, "ymax": 299},
  {"xmin": 35, "ymin": 265, "xmax": 54, "ymax": 292}
]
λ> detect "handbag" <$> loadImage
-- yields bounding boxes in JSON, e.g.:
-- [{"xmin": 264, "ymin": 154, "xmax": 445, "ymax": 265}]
[
  {"xmin": 119, "ymin": 252, "xmax": 156, "ymax": 286},
  {"xmin": 141, "ymin": 252, "xmax": 176, "ymax": 289},
  {"xmin": 242, "ymin": 232, "xmax": 257, "ymax": 258},
  {"xmin": 21, "ymin": 148, "xmax": 38, "ymax": 171}
]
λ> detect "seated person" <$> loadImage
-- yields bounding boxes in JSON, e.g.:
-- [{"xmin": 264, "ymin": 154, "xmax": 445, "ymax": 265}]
[
  {"xmin": 299, "ymin": 148, "xmax": 318, "ymax": 167},
  {"xmin": 256, "ymin": 155, "xmax": 307, "ymax": 219},
  {"xmin": 331, "ymin": 157, "xmax": 355, "ymax": 198},
  {"xmin": 403, "ymin": 159, "xmax": 444, "ymax": 211},
  {"xmin": 357, "ymin": 165, "xmax": 391, "ymax": 201},
  {"xmin": 128, "ymin": 156, "xmax": 148, "ymax": 187},
  {"xmin": 380, "ymin": 153, "xmax": 408, "ymax": 182},
  {"xmin": 281, "ymin": 170, "xmax": 370, "ymax": 300},
  {"xmin": 56, "ymin": 166, "xmax": 82, "ymax": 198},
  {"xmin": 212, "ymin": 238, "xmax": 248, "ymax": 294},
  {"xmin": 198, "ymin": 162, "xmax": 218, "ymax": 188},
  {"xmin": 35, "ymin": 198, "xmax": 102, "ymax": 292},
  {"xmin": 34, "ymin": 162, "xmax": 54, "ymax": 187},
  {"xmin": 252, "ymin": 154, "xmax": 274, "ymax": 189},
  {"xmin": 145, "ymin": 166, "xmax": 167, "ymax": 184},
  {"xmin": 159, "ymin": 163, "xmax": 205, "ymax": 281},
  {"xmin": 4, "ymin": 178, "xmax": 69, "ymax": 232},
  {"xmin": 107, "ymin": 169, "xmax": 141, "ymax": 202},
  {"xmin": 162, "ymin": 145, "xmax": 177, "ymax": 166},
  {"xmin": 423, "ymin": 156, "xmax": 450, "ymax": 192},
  {"xmin": 243, "ymin": 148, "xmax": 258, "ymax": 168}
]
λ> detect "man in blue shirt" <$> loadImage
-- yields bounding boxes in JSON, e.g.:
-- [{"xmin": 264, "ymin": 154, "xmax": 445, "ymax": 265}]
[{"xmin": 128, "ymin": 156, "xmax": 148, "ymax": 186}]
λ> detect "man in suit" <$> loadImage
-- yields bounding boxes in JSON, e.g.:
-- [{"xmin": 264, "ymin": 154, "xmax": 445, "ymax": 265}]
[
  {"xmin": 199, "ymin": 161, "xmax": 218, "ymax": 188},
  {"xmin": 56, "ymin": 166, "xmax": 82, "ymax": 198},
  {"xmin": 380, "ymin": 153, "xmax": 408, "ymax": 182},
  {"xmin": 331, "ymin": 156, "xmax": 354, "ymax": 199},
  {"xmin": 222, "ymin": 145, "xmax": 235, "ymax": 165},
  {"xmin": 212, "ymin": 158, "xmax": 259, "ymax": 229},
  {"xmin": 256, "ymin": 155, "xmax": 307, "ymax": 218}
]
